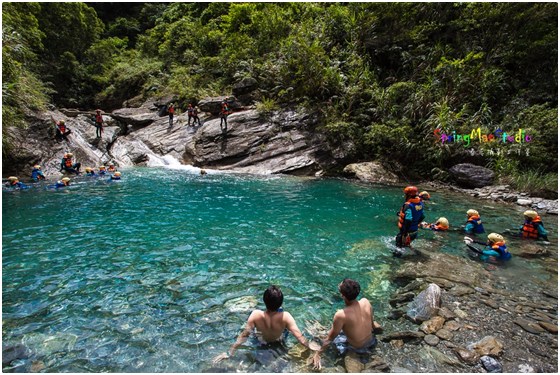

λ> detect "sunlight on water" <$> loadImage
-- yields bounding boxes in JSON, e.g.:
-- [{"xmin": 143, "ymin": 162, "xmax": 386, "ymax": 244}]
[{"xmin": 2, "ymin": 168, "xmax": 556, "ymax": 372}]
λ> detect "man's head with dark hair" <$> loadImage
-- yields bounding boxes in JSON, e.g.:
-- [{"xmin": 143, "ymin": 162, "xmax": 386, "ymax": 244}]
[
  {"xmin": 339, "ymin": 278, "xmax": 360, "ymax": 301},
  {"xmin": 263, "ymin": 285, "xmax": 283, "ymax": 311}
]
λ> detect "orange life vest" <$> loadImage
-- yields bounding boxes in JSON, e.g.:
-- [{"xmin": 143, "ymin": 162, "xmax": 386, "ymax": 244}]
[
  {"xmin": 168, "ymin": 106, "xmax": 175, "ymax": 114},
  {"xmin": 522, "ymin": 216, "xmax": 542, "ymax": 239},
  {"xmin": 58, "ymin": 123, "xmax": 67, "ymax": 133},
  {"xmin": 95, "ymin": 114, "xmax": 103, "ymax": 124},
  {"xmin": 65, "ymin": 157, "xmax": 73, "ymax": 167}
]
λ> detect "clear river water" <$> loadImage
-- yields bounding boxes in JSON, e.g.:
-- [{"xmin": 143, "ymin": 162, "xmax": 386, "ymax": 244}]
[{"xmin": 2, "ymin": 167, "xmax": 556, "ymax": 372}]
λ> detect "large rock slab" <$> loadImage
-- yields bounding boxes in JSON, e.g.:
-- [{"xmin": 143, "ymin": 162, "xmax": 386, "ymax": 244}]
[
  {"xmin": 343, "ymin": 161, "xmax": 399, "ymax": 183},
  {"xmin": 449, "ymin": 163, "xmax": 495, "ymax": 188}
]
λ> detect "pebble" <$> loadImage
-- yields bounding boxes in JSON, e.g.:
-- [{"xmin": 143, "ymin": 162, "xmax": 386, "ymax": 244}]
[
  {"xmin": 514, "ymin": 318, "xmax": 546, "ymax": 334},
  {"xmin": 480, "ymin": 355, "xmax": 502, "ymax": 373},
  {"xmin": 424, "ymin": 334, "xmax": 440, "ymax": 346},
  {"xmin": 537, "ymin": 321, "xmax": 558, "ymax": 334},
  {"xmin": 443, "ymin": 320, "xmax": 462, "ymax": 331},
  {"xmin": 482, "ymin": 299, "xmax": 499, "ymax": 309},
  {"xmin": 517, "ymin": 199, "xmax": 533, "ymax": 206},
  {"xmin": 438, "ymin": 307, "xmax": 456, "ymax": 320},
  {"xmin": 436, "ymin": 328, "xmax": 453, "ymax": 341},
  {"xmin": 454, "ymin": 347, "xmax": 479, "ymax": 364},
  {"xmin": 453, "ymin": 308, "xmax": 469, "ymax": 319}
]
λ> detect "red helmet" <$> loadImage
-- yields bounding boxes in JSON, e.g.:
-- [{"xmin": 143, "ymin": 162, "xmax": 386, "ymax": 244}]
[{"xmin": 404, "ymin": 186, "xmax": 418, "ymax": 196}]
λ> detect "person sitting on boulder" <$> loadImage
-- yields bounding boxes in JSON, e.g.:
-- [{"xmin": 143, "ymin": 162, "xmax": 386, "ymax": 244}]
[
  {"xmin": 31, "ymin": 165, "xmax": 46, "ymax": 181},
  {"xmin": 420, "ymin": 217, "xmax": 449, "ymax": 231},
  {"xmin": 6, "ymin": 176, "xmax": 28, "ymax": 189},
  {"xmin": 52, "ymin": 117, "xmax": 71, "ymax": 142},
  {"xmin": 60, "ymin": 153, "xmax": 81, "ymax": 175},
  {"xmin": 109, "ymin": 171, "xmax": 121, "ymax": 181},
  {"xmin": 519, "ymin": 210, "xmax": 548, "ymax": 241},
  {"xmin": 464, "ymin": 209, "xmax": 485, "ymax": 235},
  {"xmin": 464, "ymin": 233, "xmax": 511, "ymax": 263},
  {"xmin": 94, "ymin": 109, "xmax": 104, "ymax": 138},
  {"xmin": 395, "ymin": 186, "xmax": 425, "ymax": 254},
  {"xmin": 98, "ymin": 165, "xmax": 108, "ymax": 176}
]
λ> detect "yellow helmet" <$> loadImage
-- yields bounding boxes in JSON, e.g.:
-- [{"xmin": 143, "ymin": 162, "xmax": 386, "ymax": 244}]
[
  {"xmin": 436, "ymin": 217, "xmax": 449, "ymax": 228},
  {"xmin": 65, "ymin": 152, "xmax": 73, "ymax": 158},
  {"xmin": 8, "ymin": 176, "xmax": 18, "ymax": 181},
  {"xmin": 114, "ymin": 171, "xmax": 121, "ymax": 176},
  {"xmin": 523, "ymin": 210, "xmax": 538, "ymax": 219},
  {"xmin": 108, "ymin": 162, "xmax": 114, "ymax": 166},
  {"xmin": 34, "ymin": 165, "xmax": 41, "ymax": 169},
  {"xmin": 467, "ymin": 209, "xmax": 479, "ymax": 217},
  {"xmin": 61, "ymin": 177, "xmax": 71, "ymax": 182},
  {"xmin": 99, "ymin": 165, "xmax": 106, "ymax": 170},
  {"xmin": 85, "ymin": 167, "xmax": 92, "ymax": 172},
  {"xmin": 420, "ymin": 191, "xmax": 431, "ymax": 200},
  {"xmin": 488, "ymin": 233, "xmax": 505, "ymax": 243},
  {"xmin": 59, "ymin": 120, "xmax": 65, "ymax": 125}
]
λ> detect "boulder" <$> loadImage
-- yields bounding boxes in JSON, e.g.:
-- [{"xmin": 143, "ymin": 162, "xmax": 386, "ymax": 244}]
[
  {"xmin": 343, "ymin": 161, "xmax": 399, "ymax": 183},
  {"xmin": 420, "ymin": 316, "xmax": 446, "ymax": 334},
  {"xmin": 469, "ymin": 336, "xmax": 504, "ymax": 357},
  {"xmin": 449, "ymin": 163, "xmax": 495, "ymax": 188},
  {"xmin": 197, "ymin": 96, "xmax": 239, "ymax": 115},
  {"xmin": 232, "ymin": 77, "xmax": 258, "ymax": 96},
  {"xmin": 407, "ymin": 283, "xmax": 442, "ymax": 323},
  {"xmin": 480, "ymin": 355, "xmax": 503, "ymax": 373}
]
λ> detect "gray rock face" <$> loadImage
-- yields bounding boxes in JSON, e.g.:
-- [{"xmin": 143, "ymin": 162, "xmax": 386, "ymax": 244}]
[
  {"xmin": 449, "ymin": 163, "xmax": 495, "ymax": 188},
  {"xmin": 343, "ymin": 161, "xmax": 399, "ymax": 183},
  {"xmin": 232, "ymin": 77, "xmax": 258, "ymax": 96}
]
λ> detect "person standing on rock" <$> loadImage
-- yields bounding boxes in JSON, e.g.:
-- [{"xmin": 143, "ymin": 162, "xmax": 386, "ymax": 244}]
[
  {"xmin": 519, "ymin": 210, "xmax": 549, "ymax": 241},
  {"xmin": 220, "ymin": 100, "xmax": 231, "ymax": 132},
  {"xmin": 395, "ymin": 185, "xmax": 425, "ymax": 254},
  {"xmin": 312, "ymin": 278, "xmax": 379, "ymax": 370},
  {"xmin": 187, "ymin": 103, "xmax": 201, "ymax": 126},
  {"xmin": 168, "ymin": 103, "xmax": 175, "ymax": 127},
  {"xmin": 94, "ymin": 109, "xmax": 104, "ymax": 138},
  {"xmin": 212, "ymin": 285, "xmax": 313, "ymax": 364},
  {"xmin": 52, "ymin": 116, "xmax": 71, "ymax": 142}
]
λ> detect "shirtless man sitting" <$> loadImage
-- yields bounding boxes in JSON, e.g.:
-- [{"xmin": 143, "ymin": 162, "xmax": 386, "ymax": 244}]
[
  {"xmin": 313, "ymin": 278, "xmax": 378, "ymax": 369},
  {"xmin": 212, "ymin": 285, "xmax": 311, "ymax": 363}
]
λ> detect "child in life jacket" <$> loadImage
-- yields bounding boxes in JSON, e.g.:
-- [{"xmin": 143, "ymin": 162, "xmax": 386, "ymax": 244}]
[
  {"xmin": 465, "ymin": 209, "xmax": 485, "ymax": 234},
  {"xmin": 519, "ymin": 210, "xmax": 548, "ymax": 241},
  {"xmin": 420, "ymin": 217, "xmax": 449, "ymax": 231}
]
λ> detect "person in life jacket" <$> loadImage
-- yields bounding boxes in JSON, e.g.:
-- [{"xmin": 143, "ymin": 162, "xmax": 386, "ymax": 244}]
[
  {"xmin": 464, "ymin": 233, "xmax": 511, "ymax": 263},
  {"xmin": 395, "ymin": 186, "xmax": 425, "ymax": 251},
  {"xmin": 84, "ymin": 167, "xmax": 97, "ymax": 177},
  {"xmin": 168, "ymin": 103, "xmax": 175, "ymax": 127},
  {"xmin": 109, "ymin": 171, "xmax": 121, "ymax": 181},
  {"xmin": 60, "ymin": 152, "xmax": 81, "ymax": 175},
  {"xmin": 419, "ymin": 191, "xmax": 431, "ymax": 201},
  {"xmin": 519, "ymin": 210, "xmax": 548, "ymax": 241},
  {"xmin": 55, "ymin": 177, "xmax": 71, "ymax": 188},
  {"xmin": 6, "ymin": 176, "xmax": 29, "ymax": 189},
  {"xmin": 31, "ymin": 165, "xmax": 46, "ymax": 181},
  {"xmin": 98, "ymin": 165, "xmax": 108, "ymax": 175},
  {"xmin": 420, "ymin": 217, "xmax": 449, "ymax": 231},
  {"xmin": 187, "ymin": 103, "xmax": 201, "ymax": 126},
  {"xmin": 107, "ymin": 162, "xmax": 116, "ymax": 172},
  {"xmin": 94, "ymin": 109, "xmax": 104, "ymax": 138},
  {"xmin": 220, "ymin": 100, "xmax": 231, "ymax": 131},
  {"xmin": 52, "ymin": 117, "xmax": 72, "ymax": 142},
  {"xmin": 464, "ymin": 209, "xmax": 485, "ymax": 234}
]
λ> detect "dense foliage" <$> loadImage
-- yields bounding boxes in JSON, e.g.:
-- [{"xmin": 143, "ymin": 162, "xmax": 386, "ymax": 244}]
[{"xmin": 2, "ymin": 2, "xmax": 557, "ymax": 191}]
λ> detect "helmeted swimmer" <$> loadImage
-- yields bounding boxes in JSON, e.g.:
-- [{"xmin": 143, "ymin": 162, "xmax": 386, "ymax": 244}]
[
  {"xmin": 31, "ymin": 165, "xmax": 46, "ymax": 181},
  {"xmin": 109, "ymin": 171, "xmax": 121, "ymax": 181},
  {"xmin": 395, "ymin": 185, "xmax": 425, "ymax": 253},
  {"xmin": 60, "ymin": 152, "xmax": 81, "ymax": 175},
  {"xmin": 98, "ymin": 166, "xmax": 107, "ymax": 175},
  {"xmin": 520, "ymin": 210, "xmax": 548, "ymax": 241},
  {"xmin": 6, "ymin": 176, "xmax": 29, "ymax": 189},
  {"xmin": 419, "ymin": 191, "xmax": 431, "ymax": 201},
  {"xmin": 55, "ymin": 177, "xmax": 71, "ymax": 188},
  {"xmin": 464, "ymin": 233, "xmax": 511, "ymax": 263},
  {"xmin": 421, "ymin": 217, "xmax": 449, "ymax": 231},
  {"xmin": 465, "ymin": 209, "xmax": 485, "ymax": 234},
  {"xmin": 84, "ymin": 167, "xmax": 97, "ymax": 176},
  {"xmin": 107, "ymin": 162, "xmax": 116, "ymax": 172}
]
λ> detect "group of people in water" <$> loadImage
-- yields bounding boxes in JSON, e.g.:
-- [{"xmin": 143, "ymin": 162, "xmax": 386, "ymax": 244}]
[
  {"xmin": 5, "ymin": 153, "xmax": 122, "ymax": 191},
  {"xmin": 394, "ymin": 185, "xmax": 548, "ymax": 262},
  {"xmin": 214, "ymin": 185, "xmax": 550, "ymax": 370}
]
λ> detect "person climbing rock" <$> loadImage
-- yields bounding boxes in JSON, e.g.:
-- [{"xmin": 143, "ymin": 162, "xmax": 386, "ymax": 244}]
[
  {"xmin": 52, "ymin": 117, "xmax": 71, "ymax": 142},
  {"xmin": 519, "ymin": 210, "xmax": 548, "ymax": 241},
  {"xmin": 395, "ymin": 186, "xmax": 425, "ymax": 254},
  {"xmin": 31, "ymin": 165, "xmax": 46, "ymax": 181},
  {"xmin": 464, "ymin": 209, "xmax": 485, "ymax": 235},
  {"xmin": 60, "ymin": 153, "xmax": 81, "ymax": 175}
]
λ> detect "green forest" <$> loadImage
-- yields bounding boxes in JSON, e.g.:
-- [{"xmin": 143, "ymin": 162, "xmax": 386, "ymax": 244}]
[{"xmin": 2, "ymin": 2, "xmax": 558, "ymax": 193}]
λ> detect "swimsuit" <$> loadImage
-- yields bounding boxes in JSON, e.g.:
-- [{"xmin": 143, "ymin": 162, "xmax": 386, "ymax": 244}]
[{"xmin": 333, "ymin": 332, "xmax": 378, "ymax": 355}]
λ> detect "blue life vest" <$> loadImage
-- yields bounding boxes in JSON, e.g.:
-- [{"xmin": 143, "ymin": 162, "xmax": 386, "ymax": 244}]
[{"xmin": 467, "ymin": 216, "xmax": 485, "ymax": 234}]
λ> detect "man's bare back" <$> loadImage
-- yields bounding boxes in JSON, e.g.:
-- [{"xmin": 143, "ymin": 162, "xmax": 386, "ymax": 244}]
[
  {"xmin": 335, "ymin": 298, "xmax": 374, "ymax": 348},
  {"xmin": 249, "ymin": 309, "xmax": 302, "ymax": 343}
]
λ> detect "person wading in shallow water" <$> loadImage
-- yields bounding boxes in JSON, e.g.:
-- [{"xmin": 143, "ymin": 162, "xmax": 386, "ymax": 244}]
[
  {"xmin": 394, "ymin": 186, "xmax": 425, "ymax": 255},
  {"xmin": 212, "ymin": 285, "xmax": 313, "ymax": 364}
]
